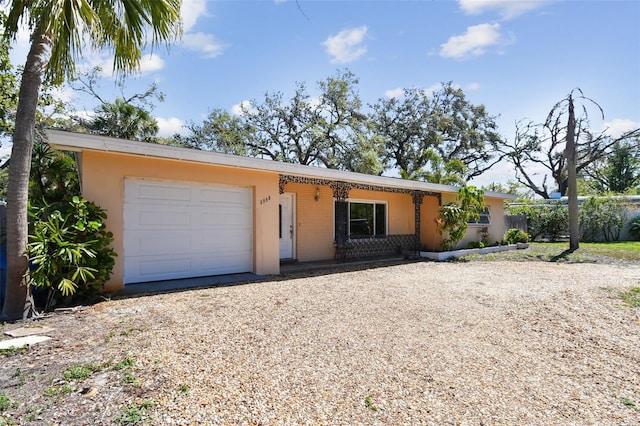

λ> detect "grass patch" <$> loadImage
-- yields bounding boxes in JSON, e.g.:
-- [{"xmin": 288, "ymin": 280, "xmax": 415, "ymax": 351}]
[
  {"xmin": 0, "ymin": 345, "xmax": 28, "ymax": 357},
  {"xmin": 44, "ymin": 384, "xmax": 75, "ymax": 397},
  {"xmin": 618, "ymin": 287, "xmax": 640, "ymax": 308},
  {"xmin": 464, "ymin": 241, "xmax": 640, "ymax": 263},
  {"xmin": 179, "ymin": 384, "xmax": 190, "ymax": 394},
  {"xmin": 122, "ymin": 373, "xmax": 140, "ymax": 387},
  {"xmin": 364, "ymin": 395, "xmax": 378, "ymax": 411},
  {"xmin": 116, "ymin": 399, "xmax": 155, "ymax": 425},
  {"xmin": 0, "ymin": 392, "xmax": 18, "ymax": 411},
  {"xmin": 621, "ymin": 397, "xmax": 638, "ymax": 410},
  {"xmin": 113, "ymin": 356, "xmax": 136, "ymax": 371},
  {"xmin": 62, "ymin": 365, "xmax": 93, "ymax": 381}
]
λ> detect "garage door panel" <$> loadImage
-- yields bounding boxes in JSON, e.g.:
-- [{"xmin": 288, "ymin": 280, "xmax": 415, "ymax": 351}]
[
  {"xmin": 200, "ymin": 232, "xmax": 250, "ymax": 251},
  {"xmin": 128, "ymin": 181, "xmax": 192, "ymax": 203},
  {"xmin": 199, "ymin": 187, "xmax": 250, "ymax": 204},
  {"xmin": 125, "ymin": 231, "xmax": 194, "ymax": 255},
  {"xmin": 124, "ymin": 178, "xmax": 253, "ymax": 284},
  {"xmin": 126, "ymin": 257, "xmax": 193, "ymax": 281},
  {"xmin": 197, "ymin": 210, "xmax": 252, "ymax": 227},
  {"xmin": 128, "ymin": 208, "xmax": 191, "ymax": 228}
]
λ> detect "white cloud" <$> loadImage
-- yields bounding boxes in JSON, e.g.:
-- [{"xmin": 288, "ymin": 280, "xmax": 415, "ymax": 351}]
[
  {"xmin": 140, "ymin": 54, "xmax": 166, "ymax": 74},
  {"xmin": 458, "ymin": 0, "xmax": 550, "ymax": 20},
  {"xmin": 182, "ymin": 32, "xmax": 226, "ymax": 58},
  {"xmin": 231, "ymin": 100, "xmax": 254, "ymax": 116},
  {"xmin": 603, "ymin": 118, "xmax": 640, "ymax": 139},
  {"xmin": 423, "ymin": 83, "xmax": 446, "ymax": 96},
  {"xmin": 178, "ymin": 0, "xmax": 227, "ymax": 59},
  {"xmin": 385, "ymin": 88, "xmax": 404, "ymax": 99},
  {"xmin": 79, "ymin": 51, "xmax": 165, "ymax": 77},
  {"xmin": 440, "ymin": 23, "xmax": 504, "ymax": 59},
  {"xmin": 466, "ymin": 82, "xmax": 481, "ymax": 91},
  {"xmin": 156, "ymin": 117, "xmax": 185, "ymax": 137},
  {"xmin": 323, "ymin": 26, "xmax": 368, "ymax": 64},
  {"xmin": 181, "ymin": 0, "xmax": 209, "ymax": 32}
]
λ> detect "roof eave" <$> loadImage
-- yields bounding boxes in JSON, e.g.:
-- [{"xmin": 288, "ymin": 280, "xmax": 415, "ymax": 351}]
[{"xmin": 46, "ymin": 129, "xmax": 513, "ymax": 199}]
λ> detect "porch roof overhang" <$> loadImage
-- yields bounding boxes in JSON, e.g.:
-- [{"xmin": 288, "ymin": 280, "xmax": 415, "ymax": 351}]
[{"xmin": 46, "ymin": 129, "xmax": 514, "ymax": 200}]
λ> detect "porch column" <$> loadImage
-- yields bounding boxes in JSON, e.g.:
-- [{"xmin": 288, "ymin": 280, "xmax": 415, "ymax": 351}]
[{"xmin": 412, "ymin": 191, "xmax": 424, "ymax": 252}]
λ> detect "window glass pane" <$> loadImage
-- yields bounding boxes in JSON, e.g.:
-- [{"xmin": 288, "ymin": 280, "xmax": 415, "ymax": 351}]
[
  {"xmin": 469, "ymin": 207, "xmax": 490, "ymax": 224},
  {"xmin": 375, "ymin": 203, "xmax": 386, "ymax": 236},
  {"xmin": 350, "ymin": 202, "xmax": 373, "ymax": 238}
]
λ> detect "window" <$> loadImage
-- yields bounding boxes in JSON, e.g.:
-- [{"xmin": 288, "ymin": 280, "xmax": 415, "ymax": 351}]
[
  {"xmin": 348, "ymin": 201, "xmax": 387, "ymax": 238},
  {"xmin": 469, "ymin": 207, "xmax": 490, "ymax": 225}
]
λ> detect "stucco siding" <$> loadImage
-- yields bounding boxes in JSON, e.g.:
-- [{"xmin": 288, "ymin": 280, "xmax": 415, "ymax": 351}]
[
  {"xmin": 80, "ymin": 150, "xmax": 280, "ymax": 291},
  {"xmin": 348, "ymin": 189, "xmax": 414, "ymax": 235},
  {"xmin": 285, "ymin": 183, "xmax": 335, "ymax": 262},
  {"xmin": 419, "ymin": 195, "xmax": 442, "ymax": 251}
]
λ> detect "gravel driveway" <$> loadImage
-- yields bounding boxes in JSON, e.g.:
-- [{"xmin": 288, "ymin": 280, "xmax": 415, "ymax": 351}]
[{"xmin": 1, "ymin": 261, "xmax": 639, "ymax": 425}]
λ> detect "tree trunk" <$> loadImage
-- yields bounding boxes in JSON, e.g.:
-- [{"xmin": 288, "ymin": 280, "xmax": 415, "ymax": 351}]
[
  {"xmin": 1, "ymin": 31, "xmax": 51, "ymax": 321},
  {"xmin": 565, "ymin": 95, "xmax": 580, "ymax": 251}
]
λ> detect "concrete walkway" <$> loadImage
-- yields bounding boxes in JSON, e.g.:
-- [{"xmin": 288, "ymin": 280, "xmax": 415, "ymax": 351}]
[{"xmin": 117, "ymin": 256, "xmax": 409, "ymax": 297}]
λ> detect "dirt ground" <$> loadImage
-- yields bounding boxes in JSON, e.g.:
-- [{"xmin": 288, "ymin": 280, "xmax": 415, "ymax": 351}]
[{"xmin": 1, "ymin": 259, "xmax": 639, "ymax": 425}]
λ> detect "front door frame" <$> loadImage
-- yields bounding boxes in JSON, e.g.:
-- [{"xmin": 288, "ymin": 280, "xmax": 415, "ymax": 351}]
[{"xmin": 279, "ymin": 193, "xmax": 295, "ymax": 260}]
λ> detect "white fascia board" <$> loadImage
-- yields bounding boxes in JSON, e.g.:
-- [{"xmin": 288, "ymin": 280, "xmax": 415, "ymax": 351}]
[{"xmin": 46, "ymin": 129, "xmax": 512, "ymax": 199}]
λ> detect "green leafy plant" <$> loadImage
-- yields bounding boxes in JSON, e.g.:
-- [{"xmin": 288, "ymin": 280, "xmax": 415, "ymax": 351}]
[
  {"xmin": 579, "ymin": 197, "xmax": 625, "ymax": 242},
  {"xmin": 621, "ymin": 397, "xmax": 638, "ymax": 410},
  {"xmin": 122, "ymin": 373, "xmax": 140, "ymax": 387},
  {"xmin": 438, "ymin": 186, "xmax": 485, "ymax": 251},
  {"xmin": 478, "ymin": 225, "xmax": 490, "ymax": 245},
  {"xmin": 113, "ymin": 356, "xmax": 136, "ymax": 371},
  {"xmin": 467, "ymin": 240, "xmax": 485, "ymax": 249},
  {"xmin": 116, "ymin": 399, "xmax": 155, "ymax": 425},
  {"xmin": 504, "ymin": 228, "xmax": 530, "ymax": 244},
  {"xmin": 0, "ymin": 392, "xmax": 17, "ymax": 411},
  {"xmin": 62, "ymin": 365, "xmax": 93, "ymax": 381},
  {"xmin": 364, "ymin": 395, "xmax": 378, "ymax": 411},
  {"xmin": 507, "ymin": 202, "xmax": 568, "ymax": 241},
  {"xmin": 27, "ymin": 196, "xmax": 116, "ymax": 310},
  {"xmin": 44, "ymin": 383, "xmax": 74, "ymax": 397},
  {"xmin": 0, "ymin": 345, "xmax": 28, "ymax": 357}
]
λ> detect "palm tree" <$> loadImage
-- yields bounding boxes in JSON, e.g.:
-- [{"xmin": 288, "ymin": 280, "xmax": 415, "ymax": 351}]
[
  {"xmin": 88, "ymin": 98, "xmax": 160, "ymax": 142},
  {"xmin": 1, "ymin": 0, "xmax": 182, "ymax": 320}
]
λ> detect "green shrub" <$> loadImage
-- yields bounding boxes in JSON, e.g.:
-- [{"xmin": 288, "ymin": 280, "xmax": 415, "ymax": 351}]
[
  {"xmin": 28, "ymin": 196, "xmax": 116, "ymax": 310},
  {"xmin": 629, "ymin": 216, "xmax": 640, "ymax": 241},
  {"xmin": 507, "ymin": 202, "xmax": 568, "ymax": 241},
  {"xmin": 467, "ymin": 240, "xmax": 485, "ymax": 249},
  {"xmin": 579, "ymin": 197, "xmax": 625, "ymax": 242},
  {"xmin": 438, "ymin": 186, "xmax": 485, "ymax": 251},
  {"xmin": 504, "ymin": 228, "xmax": 530, "ymax": 244}
]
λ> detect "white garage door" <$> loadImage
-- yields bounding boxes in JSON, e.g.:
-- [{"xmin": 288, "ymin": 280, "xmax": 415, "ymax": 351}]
[{"xmin": 124, "ymin": 178, "xmax": 253, "ymax": 284}]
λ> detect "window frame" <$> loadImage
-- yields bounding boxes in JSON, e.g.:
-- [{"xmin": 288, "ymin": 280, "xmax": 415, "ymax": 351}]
[
  {"xmin": 468, "ymin": 206, "xmax": 491, "ymax": 225},
  {"xmin": 346, "ymin": 199, "xmax": 388, "ymax": 239}
]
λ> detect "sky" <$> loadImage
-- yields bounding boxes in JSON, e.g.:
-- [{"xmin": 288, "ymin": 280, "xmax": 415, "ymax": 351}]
[{"xmin": 2, "ymin": 0, "xmax": 640, "ymax": 188}]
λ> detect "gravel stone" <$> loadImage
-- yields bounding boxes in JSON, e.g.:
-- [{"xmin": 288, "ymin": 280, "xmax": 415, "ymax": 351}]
[{"xmin": 1, "ymin": 261, "xmax": 639, "ymax": 425}]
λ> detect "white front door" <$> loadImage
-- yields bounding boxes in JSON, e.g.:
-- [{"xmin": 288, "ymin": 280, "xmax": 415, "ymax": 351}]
[{"xmin": 279, "ymin": 193, "xmax": 294, "ymax": 259}]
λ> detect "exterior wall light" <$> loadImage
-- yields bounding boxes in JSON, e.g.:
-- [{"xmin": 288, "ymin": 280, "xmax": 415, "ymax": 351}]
[{"xmin": 315, "ymin": 187, "xmax": 320, "ymax": 202}]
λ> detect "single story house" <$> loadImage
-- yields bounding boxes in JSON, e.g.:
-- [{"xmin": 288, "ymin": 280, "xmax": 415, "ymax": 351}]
[{"xmin": 47, "ymin": 130, "xmax": 514, "ymax": 292}]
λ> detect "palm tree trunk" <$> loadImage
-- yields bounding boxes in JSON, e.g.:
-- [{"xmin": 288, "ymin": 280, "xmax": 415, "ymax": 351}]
[
  {"xmin": 566, "ymin": 95, "xmax": 580, "ymax": 251},
  {"xmin": 1, "ymin": 30, "xmax": 51, "ymax": 320}
]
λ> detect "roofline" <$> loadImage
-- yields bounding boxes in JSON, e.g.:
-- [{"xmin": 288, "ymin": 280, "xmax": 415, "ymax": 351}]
[{"xmin": 46, "ymin": 130, "xmax": 514, "ymax": 199}]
